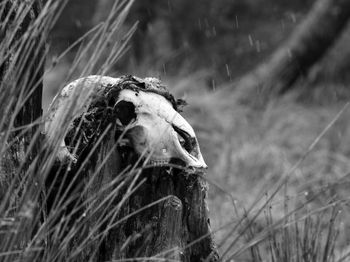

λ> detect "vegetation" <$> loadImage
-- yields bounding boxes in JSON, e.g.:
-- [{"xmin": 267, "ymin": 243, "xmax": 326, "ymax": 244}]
[
  {"xmin": 170, "ymin": 73, "xmax": 350, "ymax": 261},
  {"xmin": 0, "ymin": 0, "xmax": 138, "ymax": 260},
  {"xmin": 2, "ymin": 0, "xmax": 350, "ymax": 261}
]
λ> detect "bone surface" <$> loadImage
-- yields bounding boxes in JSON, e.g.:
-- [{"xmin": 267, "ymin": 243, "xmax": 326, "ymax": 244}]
[{"xmin": 46, "ymin": 75, "xmax": 207, "ymax": 169}]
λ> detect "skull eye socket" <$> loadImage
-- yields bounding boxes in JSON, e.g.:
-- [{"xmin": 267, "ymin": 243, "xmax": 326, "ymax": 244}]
[
  {"xmin": 115, "ymin": 101, "xmax": 136, "ymax": 126},
  {"xmin": 173, "ymin": 125, "xmax": 196, "ymax": 154}
]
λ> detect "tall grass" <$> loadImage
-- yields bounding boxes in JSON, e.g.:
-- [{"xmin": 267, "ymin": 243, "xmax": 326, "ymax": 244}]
[
  {"xmin": 167, "ymin": 73, "xmax": 350, "ymax": 261},
  {"xmin": 1, "ymin": 0, "xmax": 350, "ymax": 261},
  {"xmin": 0, "ymin": 0, "xmax": 139, "ymax": 261}
]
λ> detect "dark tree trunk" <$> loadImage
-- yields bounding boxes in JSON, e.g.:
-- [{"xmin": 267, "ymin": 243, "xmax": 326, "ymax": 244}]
[
  {"xmin": 235, "ymin": 0, "xmax": 350, "ymax": 103},
  {"xmin": 0, "ymin": 0, "xmax": 45, "ymax": 257},
  {"xmin": 0, "ymin": 0, "xmax": 44, "ymax": 193},
  {"xmin": 0, "ymin": 0, "xmax": 44, "ymax": 125}
]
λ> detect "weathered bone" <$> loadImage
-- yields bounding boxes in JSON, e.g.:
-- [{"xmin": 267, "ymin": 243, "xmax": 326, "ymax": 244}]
[
  {"xmin": 115, "ymin": 89, "xmax": 207, "ymax": 168},
  {"xmin": 45, "ymin": 75, "xmax": 207, "ymax": 169}
]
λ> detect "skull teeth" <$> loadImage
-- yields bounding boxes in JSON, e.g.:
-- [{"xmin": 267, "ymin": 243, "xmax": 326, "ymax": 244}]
[{"xmin": 149, "ymin": 159, "xmax": 170, "ymax": 166}]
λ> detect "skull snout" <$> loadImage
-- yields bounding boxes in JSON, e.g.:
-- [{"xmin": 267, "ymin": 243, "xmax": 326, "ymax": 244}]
[
  {"xmin": 171, "ymin": 124, "xmax": 208, "ymax": 169},
  {"xmin": 123, "ymin": 122, "xmax": 207, "ymax": 169}
]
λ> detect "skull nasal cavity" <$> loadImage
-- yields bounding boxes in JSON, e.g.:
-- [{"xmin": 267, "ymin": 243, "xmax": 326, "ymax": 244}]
[
  {"xmin": 115, "ymin": 101, "xmax": 136, "ymax": 125},
  {"xmin": 173, "ymin": 125, "xmax": 195, "ymax": 153}
]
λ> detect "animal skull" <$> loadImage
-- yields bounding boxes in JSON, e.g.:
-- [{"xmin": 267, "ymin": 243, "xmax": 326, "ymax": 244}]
[
  {"xmin": 115, "ymin": 89, "xmax": 207, "ymax": 169},
  {"xmin": 46, "ymin": 75, "xmax": 207, "ymax": 169}
]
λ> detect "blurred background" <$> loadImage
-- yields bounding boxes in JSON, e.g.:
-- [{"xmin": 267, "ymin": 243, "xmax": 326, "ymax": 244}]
[
  {"xmin": 44, "ymin": 0, "xmax": 350, "ymax": 259},
  {"xmin": 45, "ymin": 0, "xmax": 350, "ymax": 106}
]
